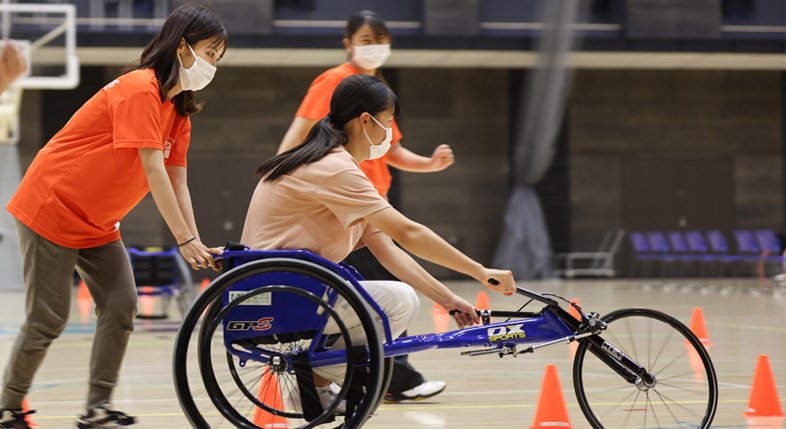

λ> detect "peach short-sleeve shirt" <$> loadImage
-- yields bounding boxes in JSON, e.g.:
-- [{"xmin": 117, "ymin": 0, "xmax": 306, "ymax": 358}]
[{"xmin": 241, "ymin": 146, "xmax": 391, "ymax": 263}]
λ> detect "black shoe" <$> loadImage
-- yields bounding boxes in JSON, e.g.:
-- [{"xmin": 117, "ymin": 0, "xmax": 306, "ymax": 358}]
[
  {"xmin": 0, "ymin": 408, "xmax": 34, "ymax": 429},
  {"xmin": 75, "ymin": 404, "xmax": 136, "ymax": 428}
]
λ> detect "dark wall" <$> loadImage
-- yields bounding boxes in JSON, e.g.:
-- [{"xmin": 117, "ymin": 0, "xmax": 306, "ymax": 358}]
[
  {"xmin": 14, "ymin": 66, "xmax": 785, "ymax": 280},
  {"xmin": 569, "ymin": 70, "xmax": 784, "ymax": 274}
]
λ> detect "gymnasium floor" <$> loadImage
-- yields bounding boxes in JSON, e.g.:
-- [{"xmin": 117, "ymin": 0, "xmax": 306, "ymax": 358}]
[{"xmin": 0, "ymin": 277, "xmax": 784, "ymax": 428}]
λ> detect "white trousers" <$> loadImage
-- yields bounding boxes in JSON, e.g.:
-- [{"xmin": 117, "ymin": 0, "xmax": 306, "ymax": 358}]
[{"xmin": 314, "ymin": 280, "xmax": 419, "ymax": 383}]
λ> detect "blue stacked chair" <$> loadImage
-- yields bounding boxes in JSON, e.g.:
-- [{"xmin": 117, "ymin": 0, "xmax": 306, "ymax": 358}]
[
  {"xmin": 629, "ymin": 232, "xmax": 660, "ymax": 277},
  {"xmin": 753, "ymin": 230, "xmax": 785, "ymax": 280},
  {"xmin": 646, "ymin": 232, "xmax": 677, "ymax": 276},
  {"xmin": 705, "ymin": 230, "xmax": 741, "ymax": 276},
  {"xmin": 684, "ymin": 231, "xmax": 729, "ymax": 276},
  {"xmin": 667, "ymin": 231, "xmax": 703, "ymax": 276}
]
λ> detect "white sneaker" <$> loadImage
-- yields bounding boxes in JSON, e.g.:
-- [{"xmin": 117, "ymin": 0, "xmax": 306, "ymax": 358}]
[
  {"xmin": 384, "ymin": 380, "xmax": 447, "ymax": 403},
  {"xmin": 287, "ymin": 386, "xmax": 346, "ymax": 415}
]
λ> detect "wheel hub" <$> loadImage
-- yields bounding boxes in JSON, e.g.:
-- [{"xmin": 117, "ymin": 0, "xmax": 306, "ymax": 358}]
[
  {"xmin": 635, "ymin": 373, "xmax": 657, "ymax": 391},
  {"xmin": 267, "ymin": 353, "xmax": 289, "ymax": 374}
]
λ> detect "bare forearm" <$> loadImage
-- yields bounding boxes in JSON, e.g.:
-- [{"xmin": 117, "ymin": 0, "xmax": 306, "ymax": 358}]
[
  {"xmin": 394, "ymin": 223, "xmax": 484, "ymax": 281},
  {"xmin": 174, "ymin": 186, "xmax": 199, "ymax": 239},
  {"xmin": 140, "ymin": 153, "xmax": 191, "ymax": 243},
  {"xmin": 386, "ymin": 144, "xmax": 433, "ymax": 172},
  {"xmin": 148, "ymin": 171, "xmax": 192, "ymax": 242},
  {"xmin": 374, "ymin": 242, "xmax": 455, "ymax": 305},
  {"xmin": 386, "ymin": 143, "xmax": 455, "ymax": 172}
]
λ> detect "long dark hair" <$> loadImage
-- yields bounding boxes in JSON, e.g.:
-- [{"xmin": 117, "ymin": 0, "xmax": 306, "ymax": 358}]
[
  {"xmin": 256, "ymin": 74, "xmax": 399, "ymax": 181},
  {"xmin": 126, "ymin": 4, "xmax": 227, "ymax": 116},
  {"xmin": 344, "ymin": 10, "xmax": 391, "ymax": 41}
]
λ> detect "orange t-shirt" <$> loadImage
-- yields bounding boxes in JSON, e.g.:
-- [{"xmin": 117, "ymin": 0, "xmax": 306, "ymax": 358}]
[
  {"xmin": 295, "ymin": 62, "xmax": 402, "ymax": 199},
  {"xmin": 7, "ymin": 68, "xmax": 191, "ymax": 249},
  {"xmin": 241, "ymin": 146, "xmax": 390, "ymax": 263}
]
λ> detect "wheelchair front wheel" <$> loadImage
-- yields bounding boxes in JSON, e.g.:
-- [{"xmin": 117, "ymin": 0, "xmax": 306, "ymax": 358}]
[{"xmin": 573, "ymin": 308, "xmax": 718, "ymax": 429}]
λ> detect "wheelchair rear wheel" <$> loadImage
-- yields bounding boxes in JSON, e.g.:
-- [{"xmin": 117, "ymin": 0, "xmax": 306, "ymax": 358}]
[
  {"xmin": 173, "ymin": 258, "xmax": 386, "ymax": 429},
  {"xmin": 572, "ymin": 308, "xmax": 718, "ymax": 429}
]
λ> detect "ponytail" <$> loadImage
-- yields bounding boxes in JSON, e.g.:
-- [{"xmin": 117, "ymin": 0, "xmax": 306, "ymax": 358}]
[{"xmin": 256, "ymin": 116, "xmax": 347, "ymax": 180}]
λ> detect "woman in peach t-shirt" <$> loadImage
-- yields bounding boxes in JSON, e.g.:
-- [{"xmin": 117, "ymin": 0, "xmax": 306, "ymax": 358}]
[
  {"xmin": 276, "ymin": 10, "xmax": 456, "ymax": 403},
  {"xmin": 242, "ymin": 74, "xmax": 515, "ymax": 410}
]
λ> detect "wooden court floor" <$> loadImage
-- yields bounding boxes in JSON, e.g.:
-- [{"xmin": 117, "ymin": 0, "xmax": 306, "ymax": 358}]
[{"xmin": 0, "ymin": 278, "xmax": 784, "ymax": 428}]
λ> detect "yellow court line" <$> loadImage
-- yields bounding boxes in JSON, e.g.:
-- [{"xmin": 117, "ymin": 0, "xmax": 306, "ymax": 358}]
[{"xmin": 27, "ymin": 399, "xmax": 782, "ymax": 419}]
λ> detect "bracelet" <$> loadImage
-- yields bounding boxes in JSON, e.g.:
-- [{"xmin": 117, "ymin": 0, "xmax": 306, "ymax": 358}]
[{"xmin": 178, "ymin": 237, "xmax": 196, "ymax": 247}]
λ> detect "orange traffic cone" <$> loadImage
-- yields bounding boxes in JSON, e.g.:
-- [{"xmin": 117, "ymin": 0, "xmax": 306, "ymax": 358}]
[
  {"xmin": 253, "ymin": 371, "xmax": 289, "ymax": 428},
  {"xmin": 568, "ymin": 298, "xmax": 581, "ymax": 320},
  {"xmin": 77, "ymin": 280, "xmax": 90, "ymax": 299},
  {"xmin": 746, "ymin": 416, "xmax": 785, "ymax": 428},
  {"xmin": 476, "ymin": 291, "xmax": 493, "ymax": 323},
  {"xmin": 200, "ymin": 278, "xmax": 210, "ymax": 294},
  {"xmin": 431, "ymin": 302, "xmax": 450, "ymax": 333},
  {"xmin": 686, "ymin": 307, "xmax": 712, "ymax": 347},
  {"xmin": 21, "ymin": 399, "xmax": 38, "ymax": 427},
  {"xmin": 530, "ymin": 365, "xmax": 572, "ymax": 428},
  {"xmin": 476, "ymin": 291, "xmax": 490, "ymax": 310},
  {"xmin": 139, "ymin": 286, "xmax": 156, "ymax": 319},
  {"xmin": 744, "ymin": 355, "xmax": 785, "ymax": 418},
  {"xmin": 76, "ymin": 281, "xmax": 92, "ymax": 324}
]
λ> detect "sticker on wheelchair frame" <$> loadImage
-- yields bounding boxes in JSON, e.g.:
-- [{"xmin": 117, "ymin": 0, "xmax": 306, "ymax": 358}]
[
  {"xmin": 226, "ymin": 317, "xmax": 274, "ymax": 331},
  {"xmin": 228, "ymin": 290, "xmax": 272, "ymax": 306},
  {"xmin": 487, "ymin": 324, "xmax": 526, "ymax": 342},
  {"xmin": 601, "ymin": 341, "xmax": 624, "ymax": 361}
]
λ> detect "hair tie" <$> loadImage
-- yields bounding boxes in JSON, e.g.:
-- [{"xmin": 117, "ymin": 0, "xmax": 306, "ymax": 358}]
[{"xmin": 326, "ymin": 112, "xmax": 336, "ymax": 124}]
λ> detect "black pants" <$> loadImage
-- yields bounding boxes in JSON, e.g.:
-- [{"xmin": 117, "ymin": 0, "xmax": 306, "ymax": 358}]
[{"xmin": 342, "ymin": 248, "xmax": 426, "ymax": 394}]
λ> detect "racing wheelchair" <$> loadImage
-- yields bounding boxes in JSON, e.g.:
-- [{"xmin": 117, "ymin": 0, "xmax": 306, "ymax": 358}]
[{"xmin": 173, "ymin": 249, "xmax": 718, "ymax": 429}]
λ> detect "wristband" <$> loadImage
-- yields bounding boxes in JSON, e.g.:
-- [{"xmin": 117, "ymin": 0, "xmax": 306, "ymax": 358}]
[{"xmin": 178, "ymin": 237, "xmax": 196, "ymax": 247}]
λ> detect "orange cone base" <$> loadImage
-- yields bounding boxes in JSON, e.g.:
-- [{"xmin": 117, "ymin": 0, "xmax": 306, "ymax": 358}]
[
  {"xmin": 744, "ymin": 355, "xmax": 785, "ymax": 418},
  {"xmin": 530, "ymin": 365, "xmax": 572, "ymax": 429},
  {"xmin": 21, "ymin": 399, "xmax": 38, "ymax": 428},
  {"xmin": 746, "ymin": 416, "xmax": 786, "ymax": 428}
]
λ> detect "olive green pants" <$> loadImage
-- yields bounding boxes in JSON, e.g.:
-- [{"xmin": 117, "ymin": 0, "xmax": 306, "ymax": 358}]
[{"xmin": 1, "ymin": 220, "xmax": 138, "ymax": 411}]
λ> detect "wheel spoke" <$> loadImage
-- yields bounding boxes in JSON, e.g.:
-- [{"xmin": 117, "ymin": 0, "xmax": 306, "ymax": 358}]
[{"xmin": 574, "ymin": 309, "xmax": 717, "ymax": 429}]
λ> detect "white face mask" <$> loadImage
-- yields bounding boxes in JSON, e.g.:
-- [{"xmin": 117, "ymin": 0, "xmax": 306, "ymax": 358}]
[
  {"xmin": 352, "ymin": 44, "xmax": 391, "ymax": 70},
  {"xmin": 177, "ymin": 43, "xmax": 216, "ymax": 91},
  {"xmin": 363, "ymin": 114, "xmax": 393, "ymax": 160}
]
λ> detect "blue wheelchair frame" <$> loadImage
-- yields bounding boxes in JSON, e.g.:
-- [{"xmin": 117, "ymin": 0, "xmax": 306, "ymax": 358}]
[
  {"xmin": 219, "ymin": 250, "xmax": 579, "ymax": 371},
  {"xmin": 176, "ymin": 249, "xmax": 718, "ymax": 429}
]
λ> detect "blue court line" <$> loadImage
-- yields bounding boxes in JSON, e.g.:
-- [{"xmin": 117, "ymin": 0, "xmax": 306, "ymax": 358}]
[{"xmin": 0, "ymin": 321, "xmax": 182, "ymax": 335}]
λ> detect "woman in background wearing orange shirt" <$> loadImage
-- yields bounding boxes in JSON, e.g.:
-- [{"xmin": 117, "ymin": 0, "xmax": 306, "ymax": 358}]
[
  {"xmin": 276, "ymin": 11, "xmax": 454, "ymax": 404},
  {"xmin": 1, "ymin": 5, "xmax": 225, "ymax": 429}
]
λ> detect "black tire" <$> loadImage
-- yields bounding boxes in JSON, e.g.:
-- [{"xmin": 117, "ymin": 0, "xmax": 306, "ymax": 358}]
[
  {"xmin": 173, "ymin": 258, "xmax": 385, "ymax": 429},
  {"xmin": 573, "ymin": 308, "xmax": 718, "ymax": 429},
  {"xmin": 372, "ymin": 357, "xmax": 395, "ymax": 411}
]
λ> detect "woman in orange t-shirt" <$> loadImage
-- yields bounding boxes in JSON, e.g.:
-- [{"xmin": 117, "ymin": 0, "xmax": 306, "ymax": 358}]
[
  {"xmin": 276, "ymin": 10, "xmax": 457, "ymax": 403},
  {"xmin": 1, "ymin": 5, "xmax": 225, "ymax": 427}
]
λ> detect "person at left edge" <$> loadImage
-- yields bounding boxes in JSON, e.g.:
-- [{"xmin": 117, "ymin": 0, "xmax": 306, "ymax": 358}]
[
  {"xmin": 0, "ymin": 5, "xmax": 226, "ymax": 429},
  {"xmin": 0, "ymin": 38, "xmax": 28, "ymax": 95}
]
